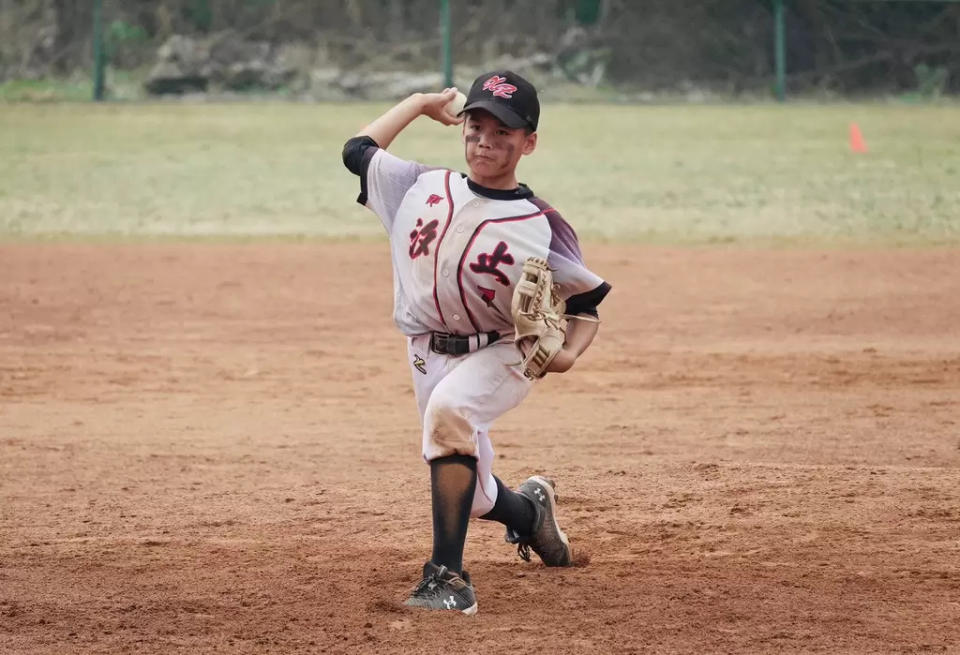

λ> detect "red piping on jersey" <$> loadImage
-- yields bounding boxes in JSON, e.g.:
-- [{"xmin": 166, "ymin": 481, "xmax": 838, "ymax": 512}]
[
  {"xmin": 431, "ymin": 170, "xmax": 455, "ymax": 331},
  {"xmin": 456, "ymin": 208, "xmax": 552, "ymax": 333}
]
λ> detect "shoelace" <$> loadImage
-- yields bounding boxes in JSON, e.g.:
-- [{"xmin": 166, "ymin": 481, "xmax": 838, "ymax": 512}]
[
  {"xmin": 412, "ymin": 573, "xmax": 442, "ymax": 597},
  {"xmin": 516, "ymin": 542, "xmax": 532, "ymax": 562}
]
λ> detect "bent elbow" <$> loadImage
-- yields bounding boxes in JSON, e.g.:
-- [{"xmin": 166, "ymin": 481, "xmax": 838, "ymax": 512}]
[{"xmin": 342, "ymin": 135, "xmax": 379, "ymax": 176}]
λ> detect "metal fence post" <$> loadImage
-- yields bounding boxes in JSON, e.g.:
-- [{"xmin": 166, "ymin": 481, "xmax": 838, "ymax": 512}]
[
  {"xmin": 92, "ymin": 0, "xmax": 106, "ymax": 101},
  {"xmin": 440, "ymin": 0, "xmax": 453, "ymax": 88},
  {"xmin": 774, "ymin": 0, "xmax": 786, "ymax": 101}
]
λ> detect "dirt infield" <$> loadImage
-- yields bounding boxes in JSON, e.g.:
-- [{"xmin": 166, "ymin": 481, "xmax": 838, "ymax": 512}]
[{"xmin": 2, "ymin": 243, "xmax": 959, "ymax": 654}]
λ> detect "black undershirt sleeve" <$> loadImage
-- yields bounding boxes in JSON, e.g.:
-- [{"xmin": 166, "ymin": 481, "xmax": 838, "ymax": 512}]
[
  {"xmin": 341, "ymin": 135, "xmax": 380, "ymax": 205},
  {"xmin": 565, "ymin": 281, "xmax": 612, "ymax": 318}
]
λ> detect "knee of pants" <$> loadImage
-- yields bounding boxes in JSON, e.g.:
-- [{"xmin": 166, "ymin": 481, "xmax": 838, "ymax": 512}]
[{"xmin": 422, "ymin": 398, "xmax": 478, "ymax": 461}]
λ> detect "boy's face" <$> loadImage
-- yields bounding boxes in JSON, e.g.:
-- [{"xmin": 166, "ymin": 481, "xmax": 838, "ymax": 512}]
[{"xmin": 462, "ymin": 110, "xmax": 537, "ymax": 182}]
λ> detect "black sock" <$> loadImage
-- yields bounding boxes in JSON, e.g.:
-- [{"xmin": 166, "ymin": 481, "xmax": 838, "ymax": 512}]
[
  {"xmin": 429, "ymin": 454, "xmax": 477, "ymax": 575},
  {"xmin": 479, "ymin": 476, "xmax": 537, "ymax": 537}
]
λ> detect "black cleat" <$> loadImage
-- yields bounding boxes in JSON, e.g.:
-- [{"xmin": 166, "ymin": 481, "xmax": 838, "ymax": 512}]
[
  {"xmin": 506, "ymin": 475, "xmax": 572, "ymax": 567},
  {"xmin": 403, "ymin": 561, "xmax": 478, "ymax": 615}
]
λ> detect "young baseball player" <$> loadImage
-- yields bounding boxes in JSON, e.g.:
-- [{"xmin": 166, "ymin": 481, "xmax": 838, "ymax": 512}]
[{"xmin": 342, "ymin": 71, "xmax": 610, "ymax": 615}]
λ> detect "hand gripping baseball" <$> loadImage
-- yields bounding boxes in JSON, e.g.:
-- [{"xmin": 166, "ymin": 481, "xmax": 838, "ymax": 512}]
[
  {"xmin": 421, "ymin": 88, "xmax": 465, "ymax": 126},
  {"xmin": 511, "ymin": 258, "xmax": 568, "ymax": 379}
]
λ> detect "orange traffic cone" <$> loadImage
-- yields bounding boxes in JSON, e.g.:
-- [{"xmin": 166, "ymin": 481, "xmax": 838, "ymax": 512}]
[{"xmin": 849, "ymin": 123, "xmax": 868, "ymax": 153}]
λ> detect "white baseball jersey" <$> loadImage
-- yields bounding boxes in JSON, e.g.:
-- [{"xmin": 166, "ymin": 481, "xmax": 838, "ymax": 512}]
[
  {"xmin": 343, "ymin": 135, "xmax": 610, "ymax": 512},
  {"xmin": 353, "ymin": 143, "xmax": 610, "ymax": 336}
]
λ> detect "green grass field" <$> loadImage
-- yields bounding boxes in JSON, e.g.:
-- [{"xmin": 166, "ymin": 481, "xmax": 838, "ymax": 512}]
[{"xmin": 1, "ymin": 102, "xmax": 958, "ymax": 244}]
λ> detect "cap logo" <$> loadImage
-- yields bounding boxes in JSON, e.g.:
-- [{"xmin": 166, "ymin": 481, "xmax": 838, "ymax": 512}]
[{"xmin": 482, "ymin": 75, "xmax": 518, "ymax": 99}]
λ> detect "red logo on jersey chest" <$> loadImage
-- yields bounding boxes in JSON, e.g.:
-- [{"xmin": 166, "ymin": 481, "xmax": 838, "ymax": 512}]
[
  {"xmin": 469, "ymin": 241, "xmax": 514, "ymax": 286},
  {"xmin": 426, "ymin": 194, "xmax": 443, "ymax": 207},
  {"xmin": 482, "ymin": 75, "xmax": 517, "ymax": 99}
]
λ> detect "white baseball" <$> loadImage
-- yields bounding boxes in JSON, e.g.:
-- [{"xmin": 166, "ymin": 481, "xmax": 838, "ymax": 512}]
[{"xmin": 444, "ymin": 90, "xmax": 467, "ymax": 117}]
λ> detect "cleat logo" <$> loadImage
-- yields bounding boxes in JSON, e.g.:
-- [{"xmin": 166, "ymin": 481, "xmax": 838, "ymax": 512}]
[
  {"xmin": 413, "ymin": 354, "xmax": 427, "ymax": 375},
  {"xmin": 534, "ymin": 487, "xmax": 545, "ymax": 502},
  {"xmin": 442, "ymin": 595, "xmax": 457, "ymax": 609}
]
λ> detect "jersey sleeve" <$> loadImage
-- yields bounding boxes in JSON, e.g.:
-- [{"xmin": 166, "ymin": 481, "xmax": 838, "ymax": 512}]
[
  {"xmin": 341, "ymin": 136, "xmax": 429, "ymax": 232},
  {"xmin": 539, "ymin": 204, "xmax": 611, "ymax": 317}
]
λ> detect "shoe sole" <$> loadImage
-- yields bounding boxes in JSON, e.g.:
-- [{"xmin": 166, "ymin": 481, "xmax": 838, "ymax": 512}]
[
  {"xmin": 403, "ymin": 593, "xmax": 479, "ymax": 615},
  {"xmin": 528, "ymin": 475, "xmax": 571, "ymax": 566},
  {"xmin": 403, "ymin": 599, "xmax": 478, "ymax": 615}
]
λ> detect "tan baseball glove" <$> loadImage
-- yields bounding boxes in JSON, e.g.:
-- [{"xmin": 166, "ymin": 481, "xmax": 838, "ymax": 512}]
[{"xmin": 511, "ymin": 257, "xmax": 567, "ymax": 379}]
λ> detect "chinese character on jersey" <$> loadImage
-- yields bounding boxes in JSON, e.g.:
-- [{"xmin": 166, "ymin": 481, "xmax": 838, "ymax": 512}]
[
  {"xmin": 409, "ymin": 218, "xmax": 439, "ymax": 259},
  {"xmin": 469, "ymin": 241, "xmax": 514, "ymax": 286}
]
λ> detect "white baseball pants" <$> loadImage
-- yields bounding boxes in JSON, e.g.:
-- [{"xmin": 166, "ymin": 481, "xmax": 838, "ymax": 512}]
[{"xmin": 406, "ymin": 334, "xmax": 534, "ymax": 517}]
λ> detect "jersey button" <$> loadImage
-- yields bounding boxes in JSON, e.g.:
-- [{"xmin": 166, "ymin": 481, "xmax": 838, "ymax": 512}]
[
  {"xmin": 455, "ymin": 225, "xmax": 465, "ymax": 233},
  {"xmin": 441, "ymin": 268, "xmax": 449, "ymax": 277},
  {"xmin": 453, "ymin": 314, "xmax": 461, "ymax": 321}
]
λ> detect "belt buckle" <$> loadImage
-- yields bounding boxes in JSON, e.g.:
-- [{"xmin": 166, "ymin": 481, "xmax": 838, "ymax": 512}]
[
  {"xmin": 430, "ymin": 332, "xmax": 451, "ymax": 355},
  {"xmin": 430, "ymin": 332, "xmax": 470, "ymax": 356}
]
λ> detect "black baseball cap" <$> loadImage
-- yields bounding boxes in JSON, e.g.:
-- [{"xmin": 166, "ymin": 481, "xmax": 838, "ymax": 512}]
[{"xmin": 459, "ymin": 70, "xmax": 539, "ymax": 132}]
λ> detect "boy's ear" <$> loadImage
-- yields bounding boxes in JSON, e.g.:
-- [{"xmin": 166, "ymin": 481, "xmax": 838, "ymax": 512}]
[{"xmin": 522, "ymin": 131, "xmax": 538, "ymax": 155}]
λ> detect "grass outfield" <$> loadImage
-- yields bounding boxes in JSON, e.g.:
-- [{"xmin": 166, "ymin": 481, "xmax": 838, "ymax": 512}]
[{"xmin": 1, "ymin": 102, "xmax": 958, "ymax": 244}]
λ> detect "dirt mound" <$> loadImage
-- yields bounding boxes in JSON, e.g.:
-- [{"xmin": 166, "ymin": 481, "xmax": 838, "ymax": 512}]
[{"xmin": 1, "ymin": 243, "xmax": 958, "ymax": 654}]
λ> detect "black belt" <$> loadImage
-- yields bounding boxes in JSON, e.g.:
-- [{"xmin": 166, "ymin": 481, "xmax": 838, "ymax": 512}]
[{"xmin": 430, "ymin": 331, "xmax": 502, "ymax": 356}]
